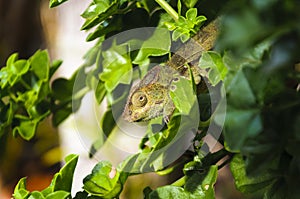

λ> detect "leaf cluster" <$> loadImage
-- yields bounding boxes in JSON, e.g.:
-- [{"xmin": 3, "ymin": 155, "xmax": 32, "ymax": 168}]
[
  {"xmin": 0, "ymin": 50, "xmax": 61, "ymax": 140},
  {"xmin": 3, "ymin": 0, "xmax": 300, "ymax": 199},
  {"xmin": 214, "ymin": 0, "xmax": 300, "ymax": 198}
]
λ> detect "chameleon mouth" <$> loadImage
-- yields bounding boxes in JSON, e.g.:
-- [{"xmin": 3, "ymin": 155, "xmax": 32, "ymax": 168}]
[{"xmin": 134, "ymin": 118, "xmax": 144, "ymax": 122}]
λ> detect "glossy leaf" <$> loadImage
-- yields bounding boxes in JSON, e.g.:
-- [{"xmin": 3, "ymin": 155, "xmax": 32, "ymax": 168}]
[
  {"xmin": 99, "ymin": 42, "xmax": 132, "ymax": 92},
  {"xmin": 170, "ymin": 76, "xmax": 196, "ymax": 115},
  {"xmin": 13, "ymin": 177, "xmax": 30, "ymax": 199},
  {"xmin": 83, "ymin": 161, "xmax": 123, "ymax": 198},
  {"xmin": 198, "ymin": 51, "xmax": 228, "ymax": 86},
  {"xmin": 51, "ymin": 154, "xmax": 79, "ymax": 192},
  {"xmin": 49, "ymin": 0, "xmax": 69, "ymax": 8},
  {"xmin": 81, "ymin": 1, "xmax": 118, "ymax": 30},
  {"xmin": 133, "ymin": 28, "xmax": 171, "ymax": 65}
]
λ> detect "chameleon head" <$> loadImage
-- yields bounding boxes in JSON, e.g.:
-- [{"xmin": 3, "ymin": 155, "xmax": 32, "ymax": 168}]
[
  {"xmin": 123, "ymin": 89, "xmax": 151, "ymax": 122},
  {"xmin": 122, "ymin": 83, "xmax": 173, "ymax": 122}
]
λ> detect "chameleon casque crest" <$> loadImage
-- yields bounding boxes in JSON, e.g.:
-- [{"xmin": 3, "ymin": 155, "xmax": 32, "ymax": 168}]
[{"xmin": 123, "ymin": 19, "xmax": 219, "ymax": 122}]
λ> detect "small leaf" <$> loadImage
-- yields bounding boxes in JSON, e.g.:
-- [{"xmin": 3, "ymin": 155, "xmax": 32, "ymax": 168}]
[
  {"xmin": 81, "ymin": 1, "xmax": 118, "ymax": 30},
  {"xmin": 198, "ymin": 51, "xmax": 228, "ymax": 86},
  {"xmin": 81, "ymin": 0, "xmax": 110, "ymax": 18},
  {"xmin": 83, "ymin": 161, "xmax": 122, "ymax": 198},
  {"xmin": 50, "ymin": 154, "xmax": 79, "ymax": 192},
  {"xmin": 182, "ymin": 0, "xmax": 198, "ymax": 8},
  {"xmin": 13, "ymin": 177, "xmax": 30, "ymax": 199},
  {"xmin": 30, "ymin": 50, "xmax": 50, "ymax": 81},
  {"xmin": 49, "ymin": 0, "xmax": 69, "ymax": 8},
  {"xmin": 29, "ymin": 191, "xmax": 45, "ymax": 199},
  {"xmin": 186, "ymin": 8, "xmax": 197, "ymax": 20},
  {"xmin": 45, "ymin": 191, "xmax": 70, "ymax": 199},
  {"xmin": 95, "ymin": 80, "xmax": 106, "ymax": 104},
  {"xmin": 13, "ymin": 116, "xmax": 40, "ymax": 140},
  {"xmin": 50, "ymin": 60, "xmax": 63, "ymax": 77}
]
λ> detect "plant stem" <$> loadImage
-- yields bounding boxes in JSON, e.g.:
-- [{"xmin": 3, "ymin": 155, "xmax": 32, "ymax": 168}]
[
  {"xmin": 171, "ymin": 176, "xmax": 187, "ymax": 187},
  {"xmin": 199, "ymin": 118, "xmax": 211, "ymax": 128},
  {"xmin": 155, "ymin": 0, "xmax": 179, "ymax": 21}
]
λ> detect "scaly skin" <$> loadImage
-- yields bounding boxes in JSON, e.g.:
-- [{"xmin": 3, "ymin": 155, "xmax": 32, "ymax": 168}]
[
  {"xmin": 123, "ymin": 64, "xmax": 176, "ymax": 122},
  {"xmin": 123, "ymin": 19, "xmax": 219, "ymax": 122}
]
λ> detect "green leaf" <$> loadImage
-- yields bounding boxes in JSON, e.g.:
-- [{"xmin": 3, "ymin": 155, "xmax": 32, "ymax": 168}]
[
  {"xmin": 100, "ymin": 108, "xmax": 116, "ymax": 139},
  {"xmin": 149, "ymin": 186, "xmax": 188, "ymax": 199},
  {"xmin": 0, "ymin": 53, "xmax": 30, "ymax": 88},
  {"xmin": 29, "ymin": 191, "xmax": 45, "ymax": 199},
  {"xmin": 198, "ymin": 51, "xmax": 228, "ymax": 86},
  {"xmin": 133, "ymin": 28, "xmax": 171, "ymax": 65},
  {"xmin": 49, "ymin": 154, "xmax": 78, "ymax": 193},
  {"xmin": 83, "ymin": 161, "xmax": 123, "ymax": 198},
  {"xmin": 182, "ymin": 0, "xmax": 198, "ymax": 8},
  {"xmin": 185, "ymin": 165, "xmax": 218, "ymax": 198},
  {"xmin": 186, "ymin": 8, "xmax": 197, "ymax": 20},
  {"xmin": 49, "ymin": 0, "xmax": 69, "ymax": 8},
  {"xmin": 13, "ymin": 116, "xmax": 40, "ymax": 140},
  {"xmin": 0, "ymin": 102, "xmax": 14, "ymax": 137},
  {"xmin": 226, "ymin": 69, "xmax": 256, "ymax": 108},
  {"xmin": 51, "ymin": 78, "xmax": 74, "ymax": 101},
  {"xmin": 166, "ymin": 8, "xmax": 206, "ymax": 42},
  {"xmin": 170, "ymin": 76, "xmax": 196, "ymax": 115},
  {"xmin": 13, "ymin": 177, "xmax": 30, "ymax": 199},
  {"xmin": 51, "ymin": 107, "xmax": 72, "ymax": 127},
  {"xmin": 49, "ymin": 60, "xmax": 63, "ymax": 77},
  {"xmin": 223, "ymin": 107, "xmax": 262, "ymax": 151},
  {"xmin": 45, "ymin": 191, "xmax": 70, "ymax": 199},
  {"xmin": 81, "ymin": 0, "xmax": 110, "ymax": 18},
  {"xmin": 95, "ymin": 80, "xmax": 106, "ymax": 104},
  {"xmin": 149, "ymin": 166, "xmax": 218, "ymax": 198},
  {"xmin": 230, "ymin": 154, "xmax": 275, "ymax": 194},
  {"xmin": 99, "ymin": 41, "xmax": 132, "ymax": 92},
  {"xmin": 30, "ymin": 50, "xmax": 50, "ymax": 81},
  {"xmin": 81, "ymin": 1, "xmax": 118, "ymax": 30},
  {"xmin": 86, "ymin": 16, "xmax": 122, "ymax": 42}
]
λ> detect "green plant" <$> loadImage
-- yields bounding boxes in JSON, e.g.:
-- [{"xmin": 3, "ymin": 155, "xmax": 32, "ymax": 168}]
[{"xmin": 1, "ymin": 0, "xmax": 300, "ymax": 198}]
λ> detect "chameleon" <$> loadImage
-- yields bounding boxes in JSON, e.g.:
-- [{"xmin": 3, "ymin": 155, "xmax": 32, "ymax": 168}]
[{"xmin": 123, "ymin": 19, "xmax": 219, "ymax": 122}]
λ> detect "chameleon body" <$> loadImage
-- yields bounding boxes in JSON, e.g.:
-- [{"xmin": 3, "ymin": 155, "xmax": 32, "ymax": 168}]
[{"xmin": 123, "ymin": 19, "xmax": 219, "ymax": 122}]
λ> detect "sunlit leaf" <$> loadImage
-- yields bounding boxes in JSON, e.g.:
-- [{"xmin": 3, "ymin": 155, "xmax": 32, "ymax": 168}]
[
  {"xmin": 49, "ymin": 0, "xmax": 69, "ymax": 8},
  {"xmin": 100, "ymin": 42, "xmax": 132, "ymax": 92},
  {"xmin": 133, "ymin": 28, "xmax": 171, "ymax": 65},
  {"xmin": 198, "ymin": 51, "xmax": 228, "ymax": 86},
  {"xmin": 83, "ymin": 161, "xmax": 123, "ymax": 198},
  {"xmin": 13, "ymin": 177, "xmax": 30, "ymax": 199}
]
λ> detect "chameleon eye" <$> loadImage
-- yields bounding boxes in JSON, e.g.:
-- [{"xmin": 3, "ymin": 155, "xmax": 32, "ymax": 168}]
[{"xmin": 131, "ymin": 91, "xmax": 147, "ymax": 107}]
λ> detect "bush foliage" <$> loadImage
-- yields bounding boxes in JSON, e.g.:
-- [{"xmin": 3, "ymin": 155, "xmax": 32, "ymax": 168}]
[{"xmin": 1, "ymin": 0, "xmax": 299, "ymax": 198}]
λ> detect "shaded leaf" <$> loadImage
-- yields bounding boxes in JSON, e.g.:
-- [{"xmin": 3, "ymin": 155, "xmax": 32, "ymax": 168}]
[{"xmin": 230, "ymin": 154, "xmax": 275, "ymax": 194}]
